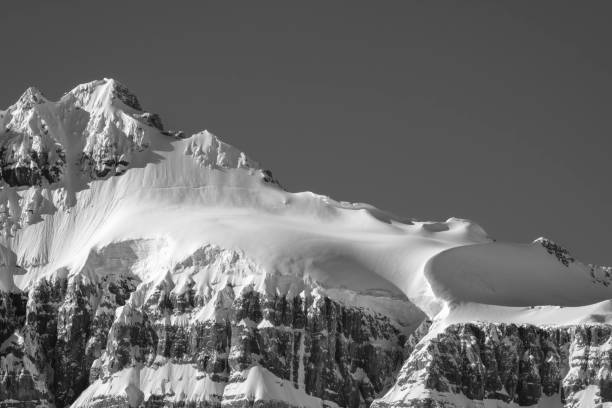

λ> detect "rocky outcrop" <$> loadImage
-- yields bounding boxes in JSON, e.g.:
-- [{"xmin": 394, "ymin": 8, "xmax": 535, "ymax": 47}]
[
  {"xmin": 0, "ymin": 272, "xmax": 138, "ymax": 408},
  {"xmin": 5, "ymin": 244, "xmax": 610, "ymax": 408},
  {"xmin": 0, "ymin": 142, "xmax": 65, "ymax": 187},
  {"xmin": 535, "ymin": 237, "xmax": 575, "ymax": 267},
  {"xmin": 0, "ymin": 291, "xmax": 25, "ymax": 344},
  {"xmin": 80, "ymin": 283, "xmax": 406, "ymax": 408},
  {"xmin": 111, "ymin": 82, "xmax": 142, "ymax": 111},
  {"xmin": 589, "ymin": 264, "xmax": 612, "ymax": 287},
  {"xmin": 0, "ymin": 246, "xmax": 409, "ymax": 408},
  {"xmin": 11, "ymin": 278, "xmax": 611, "ymax": 408},
  {"xmin": 372, "ymin": 322, "xmax": 612, "ymax": 408}
]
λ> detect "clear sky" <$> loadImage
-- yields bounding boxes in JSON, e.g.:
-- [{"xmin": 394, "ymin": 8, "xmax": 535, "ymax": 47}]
[{"xmin": 1, "ymin": 2, "xmax": 610, "ymax": 264}]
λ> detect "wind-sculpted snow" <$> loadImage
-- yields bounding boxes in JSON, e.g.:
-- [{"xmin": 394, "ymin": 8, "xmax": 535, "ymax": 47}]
[
  {"xmin": 425, "ymin": 242, "xmax": 612, "ymax": 308},
  {"xmin": 0, "ymin": 79, "xmax": 610, "ymax": 408}
]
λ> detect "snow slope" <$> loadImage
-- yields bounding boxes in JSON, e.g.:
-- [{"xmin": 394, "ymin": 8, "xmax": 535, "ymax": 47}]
[
  {"xmin": 0, "ymin": 80, "xmax": 495, "ymax": 319},
  {"xmin": 427, "ymin": 241, "xmax": 612, "ymax": 307},
  {"xmin": 1, "ymin": 78, "xmax": 610, "ymax": 328}
]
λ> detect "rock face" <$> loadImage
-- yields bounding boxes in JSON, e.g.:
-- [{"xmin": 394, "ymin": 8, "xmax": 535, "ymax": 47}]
[
  {"xmin": 0, "ymin": 245, "xmax": 409, "ymax": 408},
  {"xmin": 0, "ymin": 272, "xmax": 137, "ymax": 408},
  {"xmin": 0, "ymin": 291, "xmax": 25, "ymax": 344},
  {"xmin": 5, "ymin": 278, "xmax": 612, "ymax": 408},
  {"xmin": 534, "ymin": 238, "xmax": 575, "ymax": 267},
  {"xmin": 371, "ymin": 322, "xmax": 612, "ymax": 408}
]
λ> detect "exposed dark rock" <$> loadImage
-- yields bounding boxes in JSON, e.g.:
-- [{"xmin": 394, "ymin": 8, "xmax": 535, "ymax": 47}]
[
  {"xmin": 535, "ymin": 238, "xmax": 575, "ymax": 267},
  {"xmin": 135, "ymin": 112, "xmax": 164, "ymax": 131},
  {"xmin": 371, "ymin": 322, "xmax": 612, "ymax": 408},
  {"xmin": 80, "ymin": 152, "xmax": 132, "ymax": 179},
  {"xmin": 0, "ymin": 274, "xmax": 408, "ymax": 408},
  {"xmin": 112, "ymin": 82, "xmax": 142, "ymax": 111},
  {"xmin": 0, "ymin": 273, "xmax": 138, "ymax": 408},
  {"xmin": 0, "ymin": 291, "xmax": 26, "ymax": 344},
  {"xmin": 162, "ymin": 130, "xmax": 187, "ymax": 139},
  {"xmin": 0, "ymin": 143, "xmax": 65, "ymax": 186}
]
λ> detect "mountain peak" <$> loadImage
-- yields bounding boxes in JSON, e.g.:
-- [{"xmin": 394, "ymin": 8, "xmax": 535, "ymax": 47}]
[
  {"xmin": 0, "ymin": 78, "xmax": 277, "ymax": 193},
  {"xmin": 65, "ymin": 78, "xmax": 142, "ymax": 111},
  {"xmin": 15, "ymin": 86, "xmax": 48, "ymax": 109}
]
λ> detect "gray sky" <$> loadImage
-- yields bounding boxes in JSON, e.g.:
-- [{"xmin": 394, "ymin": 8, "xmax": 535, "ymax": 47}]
[{"xmin": 1, "ymin": 2, "xmax": 610, "ymax": 264}]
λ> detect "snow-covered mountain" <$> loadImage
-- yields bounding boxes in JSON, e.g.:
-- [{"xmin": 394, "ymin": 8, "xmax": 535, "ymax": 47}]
[{"xmin": 0, "ymin": 79, "xmax": 610, "ymax": 408}]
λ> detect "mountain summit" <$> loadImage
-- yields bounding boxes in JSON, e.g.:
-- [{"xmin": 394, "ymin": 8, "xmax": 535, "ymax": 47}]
[{"xmin": 0, "ymin": 79, "xmax": 610, "ymax": 408}]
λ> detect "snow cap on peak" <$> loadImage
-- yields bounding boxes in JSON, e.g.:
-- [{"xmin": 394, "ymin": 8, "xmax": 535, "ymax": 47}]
[{"xmin": 66, "ymin": 78, "xmax": 142, "ymax": 111}]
